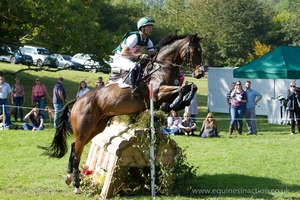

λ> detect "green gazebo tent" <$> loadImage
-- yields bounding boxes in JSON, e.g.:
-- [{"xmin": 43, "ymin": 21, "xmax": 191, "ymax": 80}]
[
  {"xmin": 233, "ymin": 46, "xmax": 300, "ymax": 79},
  {"xmin": 233, "ymin": 46, "xmax": 300, "ymax": 97}
]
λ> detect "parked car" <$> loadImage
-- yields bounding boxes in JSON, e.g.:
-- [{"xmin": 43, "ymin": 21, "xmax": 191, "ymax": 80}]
[
  {"xmin": 20, "ymin": 45, "xmax": 51, "ymax": 66},
  {"xmin": 72, "ymin": 53, "xmax": 102, "ymax": 73},
  {"xmin": 0, "ymin": 45, "xmax": 13, "ymax": 63},
  {"xmin": 43, "ymin": 54, "xmax": 85, "ymax": 71},
  {"xmin": 10, "ymin": 49, "xmax": 33, "ymax": 66}
]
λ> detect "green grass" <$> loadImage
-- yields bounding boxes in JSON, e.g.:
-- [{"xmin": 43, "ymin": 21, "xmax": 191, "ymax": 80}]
[{"xmin": 1, "ymin": 63, "xmax": 300, "ymax": 199}]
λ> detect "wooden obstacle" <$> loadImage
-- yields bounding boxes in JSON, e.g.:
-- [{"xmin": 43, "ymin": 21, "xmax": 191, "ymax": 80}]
[{"xmin": 85, "ymin": 123, "xmax": 181, "ymax": 199}]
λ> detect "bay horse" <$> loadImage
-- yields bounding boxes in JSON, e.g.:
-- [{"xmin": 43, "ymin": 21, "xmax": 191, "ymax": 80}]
[{"xmin": 39, "ymin": 33, "xmax": 204, "ymax": 193}]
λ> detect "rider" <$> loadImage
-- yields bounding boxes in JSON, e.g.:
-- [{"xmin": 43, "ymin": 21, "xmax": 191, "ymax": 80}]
[{"xmin": 112, "ymin": 17, "xmax": 156, "ymax": 96}]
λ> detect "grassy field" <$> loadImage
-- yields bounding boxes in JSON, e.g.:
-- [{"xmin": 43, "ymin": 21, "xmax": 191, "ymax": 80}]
[{"xmin": 0, "ymin": 63, "xmax": 299, "ymax": 199}]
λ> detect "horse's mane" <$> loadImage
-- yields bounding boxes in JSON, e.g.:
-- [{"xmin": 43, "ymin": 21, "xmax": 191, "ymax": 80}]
[{"xmin": 155, "ymin": 34, "xmax": 190, "ymax": 52}]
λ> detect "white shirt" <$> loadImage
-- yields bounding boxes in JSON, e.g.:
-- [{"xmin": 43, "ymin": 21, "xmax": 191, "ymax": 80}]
[
  {"xmin": 76, "ymin": 88, "xmax": 90, "ymax": 98},
  {"xmin": 0, "ymin": 82, "xmax": 12, "ymax": 99}
]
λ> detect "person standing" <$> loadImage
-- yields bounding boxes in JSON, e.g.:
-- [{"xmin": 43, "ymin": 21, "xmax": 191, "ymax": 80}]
[
  {"xmin": 286, "ymin": 82, "xmax": 300, "ymax": 135},
  {"xmin": 11, "ymin": 77, "xmax": 25, "ymax": 122},
  {"xmin": 112, "ymin": 16, "xmax": 155, "ymax": 96},
  {"xmin": 76, "ymin": 81, "xmax": 90, "ymax": 98},
  {"xmin": 229, "ymin": 81, "xmax": 247, "ymax": 135},
  {"xmin": 0, "ymin": 76, "xmax": 12, "ymax": 127},
  {"xmin": 226, "ymin": 82, "xmax": 238, "ymax": 130},
  {"xmin": 52, "ymin": 77, "xmax": 66, "ymax": 128},
  {"xmin": 244, "ymin": 81, "xmax": 262, "ymax": 135},
  {"xmin": 31, "ymin": 78, "xmax": 51, "ymax": 121}
]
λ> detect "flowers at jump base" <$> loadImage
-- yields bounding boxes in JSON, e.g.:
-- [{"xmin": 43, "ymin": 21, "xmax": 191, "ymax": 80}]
[{"xmin": 80, "ymin": 165, "xmax": 105, "ymax": 196}]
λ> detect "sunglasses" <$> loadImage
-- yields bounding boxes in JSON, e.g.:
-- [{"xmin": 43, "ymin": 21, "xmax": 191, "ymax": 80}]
[
  {"xmin": 291, "ymin": 85, "xmax": 296, "ymax": 87},
  {"xmin": 236, "ymin": 84, "xmax": 241, "ymax": 85},
  {"xmin": 208, "ymin": 116, "xmax": 213, "ymax": 118}
]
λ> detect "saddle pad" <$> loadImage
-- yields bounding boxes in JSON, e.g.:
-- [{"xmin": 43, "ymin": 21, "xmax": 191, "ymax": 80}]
[{"xmin": 117, "ymin": 79, "xmax": 130, "ymax": 88}]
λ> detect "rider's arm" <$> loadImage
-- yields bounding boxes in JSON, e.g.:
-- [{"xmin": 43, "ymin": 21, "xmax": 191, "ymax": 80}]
[
  {"xmin": 120, "ymin": 34, "xmax": 139, "ymax": 59},
  {"xmin": 120, "ymin": 45, "xmax": 138, "ymax": 59}
]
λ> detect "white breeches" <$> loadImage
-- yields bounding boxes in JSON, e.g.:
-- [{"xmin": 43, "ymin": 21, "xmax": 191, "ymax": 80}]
[{"xmin": 113, "ymin": 54, "xmax": 136, "ymax": 71}]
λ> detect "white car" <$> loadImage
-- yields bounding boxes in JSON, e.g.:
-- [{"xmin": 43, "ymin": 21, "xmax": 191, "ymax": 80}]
[
  {"xmin": 20, "ymin": 45, "xmax": 51, "ymax": 66},
  {"xmin": 72, "ymin": 53, "xmax": 102, "ymax": 73},
  {"xmin": 43, "ymin": 54, "xmax": 85, "ymax": 71}
]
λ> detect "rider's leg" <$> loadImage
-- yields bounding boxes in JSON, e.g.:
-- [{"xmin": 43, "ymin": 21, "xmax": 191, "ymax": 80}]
[
  {"xmin": 129, "ymin": 63, "xmax": 142, "ymax": 95},
  {"xmin": 129, "ymin": 67, "xmax": 138, "ymax": 94}
]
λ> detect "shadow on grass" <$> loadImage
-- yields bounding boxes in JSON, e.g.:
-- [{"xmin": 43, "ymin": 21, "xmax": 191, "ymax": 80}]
[{"xmin": 188, "ymin": 174, "xmax": 299, "ymax": 199}]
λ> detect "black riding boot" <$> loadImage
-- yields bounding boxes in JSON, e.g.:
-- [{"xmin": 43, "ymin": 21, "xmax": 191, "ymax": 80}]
[{"xmin": 129, "ymin": 68, "xmax": 138, "ymax": 96}]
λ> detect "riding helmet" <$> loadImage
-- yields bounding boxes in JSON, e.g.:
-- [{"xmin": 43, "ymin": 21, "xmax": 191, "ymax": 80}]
[{"xmin": 137, "ymin": 17, "xmax": 154, "ymax": 30}]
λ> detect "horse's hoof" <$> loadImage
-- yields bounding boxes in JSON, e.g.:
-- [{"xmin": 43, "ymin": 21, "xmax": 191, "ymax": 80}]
[
  {"xmin": 73, "ymin": 188, "xmax": 82, "ymax": 194},
  {"xmin": 191, "ymin": 83, "xmax": 198, "ymax": 92},
  {"xmin": 64, "ymin": 173, "xmax": 73, "ymax": 185}
]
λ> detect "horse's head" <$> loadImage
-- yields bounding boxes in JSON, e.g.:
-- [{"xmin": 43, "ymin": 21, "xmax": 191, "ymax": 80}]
[
  {"xmin": 154, "ymin": 34, "xmax": 205, "ymax": 80},
  {"xmin": 182, "ymin": 34, "xmax": 205, "ymax": 79}
]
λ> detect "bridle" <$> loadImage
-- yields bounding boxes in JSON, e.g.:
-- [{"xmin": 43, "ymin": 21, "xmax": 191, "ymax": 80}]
[
  {"xmin": 181, "ymin": 38, "xmax": 202, "ymax": 71},
  {"xmin": 143, "ymin": 35, "xmax": 203, "ymax": 78}
]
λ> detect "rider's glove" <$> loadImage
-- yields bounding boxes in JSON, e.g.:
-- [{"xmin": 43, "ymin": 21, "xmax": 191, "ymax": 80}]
[{"xmin": 138, "ymin": 54, "xmax": 150, "ymax": 60}]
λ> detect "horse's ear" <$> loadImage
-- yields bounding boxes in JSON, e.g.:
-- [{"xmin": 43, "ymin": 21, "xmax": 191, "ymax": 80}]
[
  {"xmin": 191, "ymin": 34, "xmax": 198, "ymax": 41},
  {"xmin": 199, "ymin": 34, "xmax": 206, "ymax": 41}
]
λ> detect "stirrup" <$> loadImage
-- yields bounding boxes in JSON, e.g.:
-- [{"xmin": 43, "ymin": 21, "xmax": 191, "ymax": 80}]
[{"xmin": 131, "ymin": 86, "xmax": 140, "ymax": 97}]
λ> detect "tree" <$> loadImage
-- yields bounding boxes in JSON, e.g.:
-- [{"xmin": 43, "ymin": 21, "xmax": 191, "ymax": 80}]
[{"xmin": 187, "ymin": 0, "xmax": 272, "ymax": 67}]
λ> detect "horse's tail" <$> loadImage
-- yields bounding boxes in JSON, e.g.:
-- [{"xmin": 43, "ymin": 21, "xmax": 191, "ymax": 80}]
[{"xmin": 38, "ymin": 99, "xmax": 76, "ymax": 158}]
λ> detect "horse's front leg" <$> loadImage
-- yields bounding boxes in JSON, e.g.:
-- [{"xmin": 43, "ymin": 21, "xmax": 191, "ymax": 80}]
[{"xmin": 156, "ymin": 83, "xmax": 197, "ymax": 112}]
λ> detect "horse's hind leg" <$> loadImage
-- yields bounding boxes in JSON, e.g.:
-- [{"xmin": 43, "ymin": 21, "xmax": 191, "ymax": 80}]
[
  {"xmin": 72, "ymin": 152, "xmax": 81, "ymax": 193},
  {"xmin": 71, "ymin": 118, "xmax": 112, "ymax": 194},
  {"xmin": 64, "ymin": 142, "xmax": 75, "ymax": 186}
]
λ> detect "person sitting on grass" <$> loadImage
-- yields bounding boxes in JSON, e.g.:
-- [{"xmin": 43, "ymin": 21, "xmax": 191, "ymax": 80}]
[
  {"xmin": 199, "ymin": 112, "xmax": 219, "ymax": 138},
  {"xmin": 179, "ymin": 112, "xmax": 197, "ymax": 136},
  {"xmin": 23, "ymin": 105, "xmax": 44, "ymax": 131},
  {"xmin": 163, "ymin": 110, "xmax": 182, "ymax": 135}
]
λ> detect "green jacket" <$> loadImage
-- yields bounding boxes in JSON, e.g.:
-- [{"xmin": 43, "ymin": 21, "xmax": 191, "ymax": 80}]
[{"xmin": 112, "ymin": 31, "xmax": 149, "ymax": 54}]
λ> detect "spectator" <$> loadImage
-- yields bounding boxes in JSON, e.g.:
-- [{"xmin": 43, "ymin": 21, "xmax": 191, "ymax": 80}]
[
  {"xmin": 163, "ymin": 110, "xmax": 182, "ymax": 135},
  {"xmin": 52, "ymin": 77, "xmax": 66, "ymax": 128},
  {"xmin": 199, "ymin": 112, "xmax": 219, "ymax": 138},
  {"xmin": 226, "ymin": 82, "xmax": 238, "ymax": 131},
  {"xmin": 245, "ymin": 81, "xmax": 262, "ymax": 135},
  {"xmin": 229, "ymin": 80, "xmax": 247, "ymax": 135},
  {"xmin": 31, "ymin": 78, "xmax": 51, "ymax": 121},
  {"xmin": 76, "ymin": 81, "xmax": 90, "ymax": 98},
  {"xmin": 11, "ymin": 77, "xmax": 25, "ymax": 122},
  {"xmin": 286, "ymin": 82, "xmax": 300, "ymax": 135},
  {"xmin": 23, "ymin": 105, "xmax": 44, "ymax": 131},
  {"xmin": 179, "ymin": 112, "xmax": 197, "ymax": 136},
  {"xmin": 0, "ymin": 76, "xmax": 12, "ymax": 127},
  {"xmin": 96, "ymin": 77, "xmax": 105, "ymax": 88},
  {"xmin": 184, "ymin": 81, "xmax": 198, "ymax": 124}
]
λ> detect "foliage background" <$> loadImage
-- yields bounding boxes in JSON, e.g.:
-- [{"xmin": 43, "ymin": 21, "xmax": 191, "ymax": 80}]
[{"xmin": 1, "ymin": 0, "xmax": 300, "ymax": 67}]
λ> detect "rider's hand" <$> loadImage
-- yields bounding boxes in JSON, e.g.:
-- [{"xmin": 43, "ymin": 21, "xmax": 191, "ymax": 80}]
[{"xmin": 139, "ymin": 54, "xmax": 150, "ymax": 60}]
